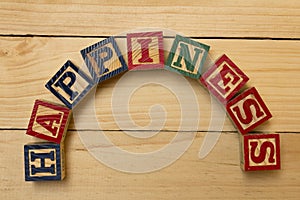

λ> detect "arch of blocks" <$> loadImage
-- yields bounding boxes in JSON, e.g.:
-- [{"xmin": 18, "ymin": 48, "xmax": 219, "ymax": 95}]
[{"xmin": 24, "ymin": 30, "xmax": 280, "ymax": 181}]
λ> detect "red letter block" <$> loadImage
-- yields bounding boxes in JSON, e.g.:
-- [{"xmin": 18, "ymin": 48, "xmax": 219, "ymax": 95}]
[
  {"xmin": 226, "ymin": 87, "xmax": 272, "ymax": 135},
  {"xmin": 241, "ymin": 133, "xmax": 280, "ymax": 171},
  {"xmin": 26, "ymin": 100, "xmax": 71, "ymax": 144},
  {"xmin": 127, "ymin": 31, "xmax": 164, "ymax": 70},
  {"xmin": 200, "ymin": 54, "xmax": 249, "ymax": 104}
]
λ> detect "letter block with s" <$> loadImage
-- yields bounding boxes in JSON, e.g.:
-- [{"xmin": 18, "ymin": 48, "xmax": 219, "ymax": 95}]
[
  {"xmin": 26, "ymin": 100, "xmax": 71, "ymax": 144},
  {"xmin": 45, "ymin": 60, "xmax": 95, "ymax": 109},
  {"xmin": 226, "ymin": 87, "xmax": 272, "ymax": 135},
  {"xmin": 241, "ymin": 134, "xmax": 280, "ymax": 171}
]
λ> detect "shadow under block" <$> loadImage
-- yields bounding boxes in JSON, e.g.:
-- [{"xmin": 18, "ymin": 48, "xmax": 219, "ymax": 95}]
[
  {"xmin": 81, "ymin": 36, "xmax": 128, "ymax": 83},
  {"xmin": 24, "ymin": 143, "xmax": 65, "ymax": 181},
  {"xmin": 200, "ymin": 54, "xmax": 249, "ymax": 105},
  {"xmin": 240, "ymin": 133, "xmax": 280, "ymax": 171},
  {"xmin": 226, "ymin": 87, "xmax": 272, "ymax": 135},
  {"xmin": 127, "ymin": 31, "xmax": 164, "ymax": 70},
  {"xmin": 45, "ymin": 60, "xmax": 94, "ymax": 109},
  {"xmin": 165, "ymin": 34, "xmax": 210, "ymax": 79},
  {"xmin": 26, "ymin": 100, "xmax": 71, "ymax": 144}
]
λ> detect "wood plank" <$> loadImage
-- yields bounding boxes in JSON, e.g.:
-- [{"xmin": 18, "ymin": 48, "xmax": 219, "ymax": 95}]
[
  {"xmin": 0, "ymin": 37, "xmax": 299, "ymax": 132},
  {"xmin": 0, "ymin": 1, "xmax": 299, "ymax": 38},
  {"xmin": 1, "ymin": 130, "xmax": 299, "ymax": 199}
]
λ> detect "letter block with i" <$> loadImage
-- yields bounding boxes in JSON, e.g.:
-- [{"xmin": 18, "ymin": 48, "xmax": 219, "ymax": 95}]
[
  {"xmin": 81, "ymin": 37, "xmax": 128, "ymax": 83},
  {"xmin": 127, "ymin": 31, "xmax": 164, "ymax": 70},
  {"xmin": 24, "ymin": 143, "xmax": 65, "ymax": 181},
  {"xmin": 26, "ymin": 100, "xmax": 71, "ymax": 144},
  {"xmin": 226, "ymin": 87, "xmax": 272, "ymax": 135},
  {"xmin": 165, "ymin": 35, "xmax": 210, "ymax": 79},
  {"xmin": 45, "ymin": 60, "xmax": 94, "ymax": 109},
  {"xmin": 241, "ymin": 133, "xmax": 280, "ymax": 171}
]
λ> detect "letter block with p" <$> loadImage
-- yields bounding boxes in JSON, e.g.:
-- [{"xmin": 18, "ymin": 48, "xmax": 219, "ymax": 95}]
[
  {"xmin": 200, "ymin": 54, "xmax": 249, "ymax": 105},
  {"xmin": 81, "ymin": 37, "xmax": 128, "ymax": 83},
  {"xmin": 226, "ymin": 87, "xmax": 272, "ymax": 135},
  {"xmin": 45, "ymin": 60, "xmax": 94, "ymax": 109},
  {"xmin": 24, "ymin": 143, "xmax": 65, "ymax": 181},
  {"xmin": 241, "ymin": 134, "xmax": 280, "ymax": 171},
  {"xmin": 26, "ymin": 100, "xmax": 71, "ymax": 144}
]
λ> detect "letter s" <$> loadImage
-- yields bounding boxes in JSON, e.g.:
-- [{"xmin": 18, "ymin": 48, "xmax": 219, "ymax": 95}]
[{"xmin": 250, "ymin": 141, "xmax": 275, "ymax": 164}]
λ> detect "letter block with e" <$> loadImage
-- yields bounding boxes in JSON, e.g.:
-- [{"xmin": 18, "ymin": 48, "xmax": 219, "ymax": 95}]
[
  {"xmin": 127, "ymin": 31, "xmax": 164, "ymax": 70},
  {"xmin": 165, "ymin": 35, "xmax": 210, "ymax": 79},
  {"xmin": 241, "ymin": 134, "xmax": 280, "ymax": 171},
  {"xmin": 24, "ymin": 143, "xmax": 65, "ymax": 181},
  {"xmin": 26, "ymin": 100, "xmax": 71, "ymax": 144},
  {"xmin": 81, "ymin": 37, "xmax": 128, "ymax": 83},
  {"xmin": 226, "ymin": 87, "xmax": 272, "ymax": 135},
  {"xmin": 45, "ymin": 60, "xmax": 94, "ymax": 109},
  {"xmin": 200, "ymin": 54, "xmax": 249, "ymax": 105}
]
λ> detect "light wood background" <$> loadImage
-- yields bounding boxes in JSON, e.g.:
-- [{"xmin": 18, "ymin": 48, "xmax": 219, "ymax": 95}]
[{"xmin": 1, "ymin": 1, "xmax": 299, "ymax": 199}]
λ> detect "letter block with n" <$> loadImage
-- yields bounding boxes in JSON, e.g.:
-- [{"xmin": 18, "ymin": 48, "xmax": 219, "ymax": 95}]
[
  {"xmin": 24, "ymin": 143, "xmax": 65, "ymax": 181},
  {"xmin": 226, "ymin": 87, "xmax": 272, "ymax": 135},
  {"xmin": 45, "ymin": 60, "xmax": 94, "ymax": 109},
  {"xmin": 26, "ymin": 100, "xmax": 71, "ymax": 144},
  {"xmin": 241, "ymin": 133, "xmax": 280, "ymax": 171},
  {"xmin": 165, "ymin": 35, "xmax": 210, "ymax": 79}
]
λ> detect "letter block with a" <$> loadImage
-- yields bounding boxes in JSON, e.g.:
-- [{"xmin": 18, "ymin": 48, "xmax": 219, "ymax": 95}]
[
  {"xmin": 241, "ymin": 133, "xmax": 280, "ymax": 171},
  {"xmin": 45, "ymin": 60, "xmax": 94, "ymax": 109},
  {"xmin": 226, "ymin": 87, "xmax": 272, "ymax": 135},
  {"xmin": 165, "ymin": 35, "xmax": 210, "ymax": 79},
  {"xmin": 81, "ymin": 37, "xmax": 128, "ymax": 83},
  {"xmin": 26, "ymin": 100, "xmax": 71, "ymax": 144},
  {"xmin": 200, "ymin": 54, "xmax": 249, "ymax": 105},
  {"xmin": 127, "ymin": 31, "xmax": 164, "ymax": 70},
  {"xmin": 24, "ymin": 143, "xmax": 65, "ymax": 181}
]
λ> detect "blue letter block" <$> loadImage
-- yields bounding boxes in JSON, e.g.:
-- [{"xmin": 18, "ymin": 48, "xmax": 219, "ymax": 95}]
[
  {"xmin": 24, "ymin": 143, "xmax": 65, "ymax": 181},
  {"xmin": 45, "ymin": 60, "xmax": 95, "ymax": 109},
  {"xmin": 81, "ymin": 37, "xmax": 128, "ymax": 83}
]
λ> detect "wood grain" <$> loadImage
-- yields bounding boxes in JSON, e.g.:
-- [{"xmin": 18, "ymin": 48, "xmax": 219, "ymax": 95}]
[
  {"xmin": 0, "ymin": 1, "xmax": 299, "ymax": 38},
  {"xmin": 1, "ymin": 130, "xmax": 299, "ymax": 199},
  {"xmin": 0, "ymin": 37, "xmax": 299, "ymax": 132}
]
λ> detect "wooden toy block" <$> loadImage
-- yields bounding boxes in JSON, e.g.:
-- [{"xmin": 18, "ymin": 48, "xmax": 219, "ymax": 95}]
[
  {"xmin": 45, "ymin": 60, "xmax": 94, "ymax": 109},
  {"xmin": 24, "ymin": 143, "xmax": 65, "ymax": 181},
  {"xmin": 165, "ymin": 34, "xmax": 210, "ymax": 79},
  {"xmin": 127, "ymin": 31, "xmax": 164, "ymax": 70},
  {"xmin": 200, "ymin": 54, "xmax": 249, "ymax": 105},
  {"xmin": 226, "ymin": 87, "xmax": 272, "ymax": 135},
  {"xmin": 241, "ymin": 133, "xmax": 280, "ymax": 171},
  {"xmin": 26, "ymin": 100, "xmax": 71, "ymax": 144},
  {"xmin": 81, "ymin": 36, "xmax": 128, "ymax": 83}
]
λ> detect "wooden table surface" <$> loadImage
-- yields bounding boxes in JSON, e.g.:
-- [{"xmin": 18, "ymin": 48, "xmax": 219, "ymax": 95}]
[{"xmin": 1, "ymin": 1, "xmax": 299, "ymax": 199}]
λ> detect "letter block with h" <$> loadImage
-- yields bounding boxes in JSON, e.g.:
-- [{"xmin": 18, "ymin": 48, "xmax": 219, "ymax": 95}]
[
  {"xmin": 24, "ymin": 143, "xmax": 65, "ymax": 181},
  {"xmin": 45, "ymin": 60, "xmax": 94, "ymax": 109},
  {"xmin": 241, "ymin": 133, "xmax": 280, "ymax": 171},
  {"xmin": 226, "ymin": 87, "xmax": 272, "ymax": 135},
  {"xmin": 165, "ymin": 35, "xmax": 210, "ymax": 79}
]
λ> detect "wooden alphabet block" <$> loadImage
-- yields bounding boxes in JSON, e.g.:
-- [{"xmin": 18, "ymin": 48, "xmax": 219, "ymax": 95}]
[
  {"xmin": 45, "ymin": 60, "xmax": 94, "ymax": 109},
  {"xmin": 81, "ymin": 36, "xmax": 128, "ymax": 83},
  {"xmin": 241, "ymin": 133, "xmax": 280, "ymax": 171},
  {"xmin": 165, "ymin": 35, "xmax": 210, "ymax": 79},
  {"xmin": 24, "ymin": 143, "xmax": 65, "ymax": 181},
  {"xmin": 26, "ymin": 100, "xmax": 71, "ymax": 144},
  {"xmin": 226, "ymin": 87, "xmax": 272, "ymax": 135},
  {"xmin": 127, "ymin": 31, "xmax": 164, "ymax": 70},
  {"xmin": 200, "ymin": 54, "xmax": 249, "ymax": 105}
]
